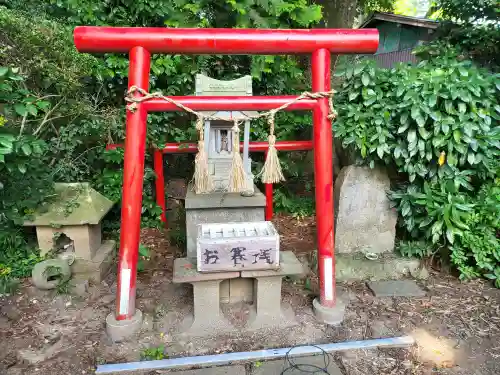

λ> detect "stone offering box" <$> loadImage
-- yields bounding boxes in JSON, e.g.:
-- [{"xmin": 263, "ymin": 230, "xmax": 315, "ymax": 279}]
[
  {"xmin": 197, "ymin": 221, "xmax": 279, "ymax": 272},
  {"xmin": 23, "ymin": 183, "xmax": 116, "ymax": 282},
  {"xmin": 185, "ymin": 185, "xmax": 266, "ymax": 259}
]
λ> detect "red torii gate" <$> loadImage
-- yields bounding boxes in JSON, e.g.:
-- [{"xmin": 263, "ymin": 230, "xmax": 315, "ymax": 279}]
[{"xmin": 74, "ymin": 27, "xmax": 378, "ymax": 335}]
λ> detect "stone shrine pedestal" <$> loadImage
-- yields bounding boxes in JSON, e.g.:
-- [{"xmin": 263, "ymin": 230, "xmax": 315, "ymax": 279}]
[{"xmin": 185, "ymin": 184, "xmax": 265, "ymax": 303}]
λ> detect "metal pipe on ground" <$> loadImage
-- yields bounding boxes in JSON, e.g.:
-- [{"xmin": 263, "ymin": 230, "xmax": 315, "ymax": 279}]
[{"xmin": 95, "ymin": 336, "xmax": 415, "ymax": 374}]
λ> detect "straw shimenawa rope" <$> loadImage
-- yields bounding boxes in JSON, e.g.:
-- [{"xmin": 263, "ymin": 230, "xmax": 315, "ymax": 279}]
[
  {"xmin": 259, "ymin": 111, "xmax": 284, "ymax": 184},
  {"xmin": 227, "ymin": 120, "xmax": 247, "ymax": 192},
  {"xmin": 125, "ymin": 86, "xmax": 336, "ymax": 193},
  {"xmin": 192, "ymin": 116, "xmax": 214, "ymax": 194}
]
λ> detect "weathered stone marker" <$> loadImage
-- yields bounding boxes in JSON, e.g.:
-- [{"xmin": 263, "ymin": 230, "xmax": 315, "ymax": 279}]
[
  {"xmin": 334, "ymin": 166, "xmax": 397, "ymax": 254},
  {"xmin": 333, "ymin": 166, "xmax": 427, "ymax": 281},
  {"xmin": 197, "ymin": 221, "xmax": 279, "ymax": 272}
]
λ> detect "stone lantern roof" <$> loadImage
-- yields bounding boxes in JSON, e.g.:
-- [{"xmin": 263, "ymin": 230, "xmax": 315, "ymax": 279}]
[{"xmin": 23, "ymin": 183, "xmax": 113, "ymax": 226}]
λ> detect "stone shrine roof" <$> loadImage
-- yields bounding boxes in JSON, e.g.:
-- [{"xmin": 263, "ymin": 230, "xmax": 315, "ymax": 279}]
[
  {"xmin": 23, "ymin": 183, "xmax": 113, "ymax": 226},
  {"xmin": 199, "ymin": 110, "xmax": 259, "ymax": 120}
]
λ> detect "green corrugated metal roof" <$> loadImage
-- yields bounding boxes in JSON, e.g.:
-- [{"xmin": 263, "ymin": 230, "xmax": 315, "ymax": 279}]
[{"xmin": 360, "ymin": 12, "xmax": 439, "ymax": 30}]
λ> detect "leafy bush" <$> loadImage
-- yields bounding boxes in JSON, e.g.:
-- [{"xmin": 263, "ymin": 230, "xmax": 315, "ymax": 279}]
[
  {"xmin": 389, "ymin": 176, "xmax": 475, "ymax": 244},
  {"xmin": 396, "ymin": 240, "xmax": 434, "ymax": 259},
  {"xmin": 334, "ymin": 49, "xmax": 499, "ymax": 183},
  {"xmin": 274, "ymin": 187, "xmax": 315, "ymax": 219},
  {"xmin": 390, "ymin": 177, "xmax": 499, "ymax": 286},
  {"xmin": 333, "ymin": 46, "xmax": 500, "ymax": 286},
  {"xmin": 0, "ymin": 229, "xmax": 43, "ymax": 278},
  {"xmin": 3, "ymin": 1, "xmax": 323, "ymax": 222},
  {"xmin": 450, "ymin": 181, "xmax": 500, "ymax": 285},
  {"xmin": 0, "ymin": 65, "xmax": 53, "ymax": 284},
  {"xmin": 0, "ymin": 67, "xmax": 54, "ymax": 228},
  {"xmin": 0, "ymin": 272, "xmax": 18, "ymax": 295},
  {"xmin": 431, "ymin": 0, "xmax": 499, "ymax": 69}
]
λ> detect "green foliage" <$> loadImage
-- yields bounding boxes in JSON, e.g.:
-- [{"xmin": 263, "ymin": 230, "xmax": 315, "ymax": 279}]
[
  {"xmin": 0, "ymin": 67, "xmax": 54, "ymax": 233},
  {"xmin": 95, "ymin": 149, "xmax": 163, "ymax": 228},
  {"xmin": 433, "ymin": 0, "xmax": 498, "ymax": 23},
  {"xmin": 140, "ymin": 345, "xmax": 167, "ymax": 361},
  {"xmin": 449, "ymin": 181, "xmax": 500, "ymax": 285},
  {"xmin": 3, "ymin": 0, "xmax": 323, "ymax": 221},
  {"xmin": 334, "ymin": 46, "xmax": 500, "ymax": 285},
  {"xmin": 138, "ymin": 244, "xmax": 151, "ymax": 272},
  {"xmin": 361, "ymin": 0, "xmax": 395, "ymax": 14},
  {"xmin": 334, "ymin": 52, "xmax": 499, "ymax": 183},
  {"xmin": 55, "ymin": 278, "xmax": 72, "ymax": 295},
  {"xmin": 0, "ymin": 230, "xmax": 44, "ymax": 278},
  {"xmin": 7, "ymin": 0, "xmax": 320, "ymax": 147},
  {"xmin": 0, "ymin": 66, "xmax": 51, "ymax": 282},
  {"xmin": 396, "ymin": 240, "xmax": 434, "ymax": 258},
  {"xmin": 0, "ymin": 6, "xmax": 99, "ymax": 95},
  {"xmin": 429, "ymin": 0, "xmax": 500, "ymax": 68},
  {"xmin": 274, "ymin": 187, "xmax": 315, "ymax": 219},
  {"xmin": 0, "ymin": 272, "xmax": 19, "ymax": 295},
  {"xmin": 0, "ymin": 252, "xmax": 19, "ymax": 295},
  {"xmin": 389, "ymin": 178, "xmax": 475, "ymax": 244}
]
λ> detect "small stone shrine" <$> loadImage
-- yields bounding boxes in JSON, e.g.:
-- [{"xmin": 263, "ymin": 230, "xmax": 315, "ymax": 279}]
[
  {"xmin": 196, "ymin": 74, "xmax": 255, "ymax": 193},
  {"xmin": 185, "ymin": 74, "xmax": 266, "ymax": 259},
  {"xmin": 174, "ymin": 75, "xmax": 303, "ymax": 336},
  {"xmin": 23, "ymin": 183, "xmax": 116, "ymax": 282}
]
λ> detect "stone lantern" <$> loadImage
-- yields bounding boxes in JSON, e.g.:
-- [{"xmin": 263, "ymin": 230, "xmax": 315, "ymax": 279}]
[{"xmin": 23, "ymin": 183, "xmax": 115, "ymax": 282}]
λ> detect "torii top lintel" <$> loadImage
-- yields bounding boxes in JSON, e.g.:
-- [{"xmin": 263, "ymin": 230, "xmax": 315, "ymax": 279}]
[{"xmin": 73, "ymin": 27, "xmax": 379, "ymax": 55}]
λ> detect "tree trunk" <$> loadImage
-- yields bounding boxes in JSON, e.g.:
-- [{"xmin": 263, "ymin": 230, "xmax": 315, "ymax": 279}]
[
  {"xmin": 313, "ymin": 0, "xmax": 361, "ymax": 173},
  {"xmin": 314, "ymin": 0, "xmax": 360, "ymax": 28}
]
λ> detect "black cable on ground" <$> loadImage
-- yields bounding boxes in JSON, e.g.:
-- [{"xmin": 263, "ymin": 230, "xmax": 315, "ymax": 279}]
[{"xmin": 280, "ymin": 345, "xmax": 333, "ymax": 374}]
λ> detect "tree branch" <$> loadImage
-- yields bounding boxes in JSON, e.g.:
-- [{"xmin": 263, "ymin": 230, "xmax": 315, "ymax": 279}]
[{"xmin": 33, "ymin": 98, "xmax": 64, "ymax": 137}]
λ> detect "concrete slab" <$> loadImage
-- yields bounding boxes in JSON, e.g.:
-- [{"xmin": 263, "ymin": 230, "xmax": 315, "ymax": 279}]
[
  {"xmin": 367, "ymin": 280, "xmax": 426, "ymax": 297},
  {"xmin": 251, "ymin": 356, "xmax": 342, "ymax": 375},
  {"xmin": 167, "ymin": 365, "xmax": 246, "ymax": 375},
  {"xmin": 335, "ymin": 253, "xmax": 425, "ymax": 281},
  {"xmin": 172, "ymin": 258, "xmax": 239, "ymax": 283},
  {"xmin": 240, "ymin": 251, "xmax": 303, "ymax": 278}
]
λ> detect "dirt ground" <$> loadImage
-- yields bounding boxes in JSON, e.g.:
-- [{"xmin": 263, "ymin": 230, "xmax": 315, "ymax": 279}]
[{"xmin": 1, "ymin": 215, "xmax": 499, "ymax": 375}]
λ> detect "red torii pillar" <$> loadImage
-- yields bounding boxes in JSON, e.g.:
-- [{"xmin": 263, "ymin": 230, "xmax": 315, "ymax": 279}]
[{"xmin": 74, "ymin": 27, "xmax": 378, "ymax": 339}]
